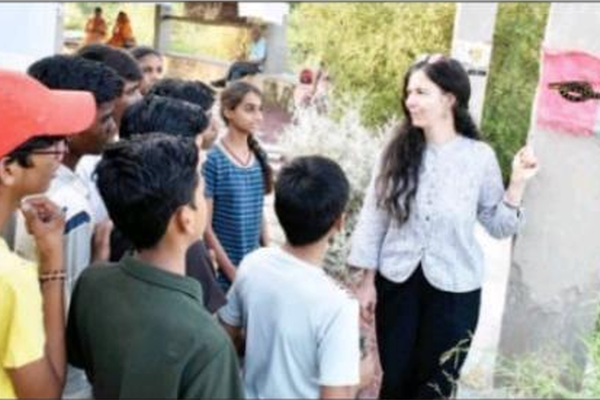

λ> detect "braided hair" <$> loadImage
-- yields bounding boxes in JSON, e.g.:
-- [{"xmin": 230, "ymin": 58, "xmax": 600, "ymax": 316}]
[{"xmin": 220, "ymin": 81, "xmax": 274, "ymax": 194}]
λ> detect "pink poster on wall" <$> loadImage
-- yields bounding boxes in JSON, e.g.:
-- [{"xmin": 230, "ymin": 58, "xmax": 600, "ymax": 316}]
[{"xmin": 536, "ymin": 49, "xmax": 600, "ymax": 137}]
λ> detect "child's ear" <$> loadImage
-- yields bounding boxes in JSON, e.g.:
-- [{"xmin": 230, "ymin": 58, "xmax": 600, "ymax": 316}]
[
  {"xmin": 446, "ymin": 92, "xmax": 456, "ymax": 108},
  {"xmin": 332, "ymin": 213, "xmax": 345, "ymax": 233},
  {"xmin": 222, "ymin": 107, "xmax": 233, "ymax": 122},
  {"xmin": 175, "ymin": 205, "xmax": 195, "ymax": 235},
  {"xmin": 326, "ymin": 214, "xmax": 345, "ymax": 245},
  {"xmin": 0, "ymin": 158, "xmax": 18, "ymax": 186}
]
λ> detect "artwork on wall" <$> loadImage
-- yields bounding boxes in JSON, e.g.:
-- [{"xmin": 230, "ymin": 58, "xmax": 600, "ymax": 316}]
[
  {"xmin": 453, "ymin": 39, "xmax": 492, "ymax": 77},
  {"xmin": 536, "ymin": 49, "xmax": 600, "ymax": 138}
]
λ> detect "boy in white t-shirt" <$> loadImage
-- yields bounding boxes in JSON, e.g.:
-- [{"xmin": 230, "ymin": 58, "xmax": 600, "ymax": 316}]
[{"xmin": 219, "ymin": 155, "xmax": 360, "ymax": 399}]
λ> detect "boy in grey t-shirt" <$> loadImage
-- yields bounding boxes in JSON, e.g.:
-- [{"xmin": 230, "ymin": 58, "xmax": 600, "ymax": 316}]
[{"xmin": 219, "ymin": 156, "xmax": 360, "ymax": 399}]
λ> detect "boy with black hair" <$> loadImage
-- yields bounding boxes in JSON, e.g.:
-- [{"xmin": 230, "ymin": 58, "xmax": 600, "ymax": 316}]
[
  {"xmin": 0, "ymin": 69, "xmax": 96, "ymax": 398},
  {"xmin": 149, "ymin": 77, "xmax": 216, "ymax": 111},
  {"xmin": 120, "ymin": 94, "xmax": 210, "ymax": 144},
  {"xmin": 115, "ymin": 95, "xmax": 226, "ymax": 313},
  {"xmin": 14, "ymin": 54, "xmax": 123, "ymax": 398},
  {"xmin": 148, "ymin": 78, "xmax": 219, "ymax": 149},
  {"xmin": 67, "ymin": 134, "xmax": 243, "ymax": 399},
  {"xmin": 26, "ymin": 55, "xmax": 123, "ymax": 172},
  {"xmin": 219, "ymin": 155, "xmax": 360, "ymax": 399},
  {"xmin": 76, "ymin": 43, "xmax": 144, "ymax": 224},
  {"xmin": 77, "ymin": 43, "xmax": 143, "ymax": 125}
]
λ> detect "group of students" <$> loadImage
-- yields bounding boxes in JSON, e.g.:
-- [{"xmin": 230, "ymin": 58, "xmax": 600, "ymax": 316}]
[
  {"xmin": 0, "ymin": 44, "xmax": 540, "ymax": 400},
  {"xmin": 0, "ymin": 41, "xmax": 361, "ymax": 400}
]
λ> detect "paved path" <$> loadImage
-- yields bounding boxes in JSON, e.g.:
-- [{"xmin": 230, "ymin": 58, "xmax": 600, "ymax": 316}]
[{"xmin": 458, "ymin": 226, "xmax": 512, "ymax": 397}]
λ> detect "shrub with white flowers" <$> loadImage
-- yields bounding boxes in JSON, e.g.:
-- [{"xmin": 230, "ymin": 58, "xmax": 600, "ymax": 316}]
[{"xmin": 278, "ymin": 99, "xmax": 393, "ymax": 283}]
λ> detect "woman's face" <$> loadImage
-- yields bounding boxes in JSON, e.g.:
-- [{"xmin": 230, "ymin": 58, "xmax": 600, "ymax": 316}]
[
  {"xmin": 138, "ymin": 54, "xmax": 164, "ymax": 94},
  {"xmin": 404, "ymin": 69, "xmax": 454, "ymax": 130},
  {"xmin": 224, "ymin": 92, "xmax": 263, "ymax": 135}
]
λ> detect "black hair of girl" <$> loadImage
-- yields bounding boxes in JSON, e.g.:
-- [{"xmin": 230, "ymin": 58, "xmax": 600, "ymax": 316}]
[
  {"xmin": 149, "ymin": 78, "xmax": 216, "ymax": 111},
  {"xmin": 120, "ymin": 94, "xmax": 209, "ymax": 140},
  {"xmin": 77, "ymin": 44, "xmax": 143, "ymax": 82},
  {"xmin": 376, "ymin": 55, "xmax": 481, "ymax": 225},
  {"xmin": 220, "ymin": 81, "xmax": 274, "ymax": 195},
  {"xmin": 130, "ymin": 46, "xmax": 162, "ymax": 61}
]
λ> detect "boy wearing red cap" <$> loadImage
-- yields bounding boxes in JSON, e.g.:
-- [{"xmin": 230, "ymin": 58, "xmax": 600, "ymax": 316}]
[
  {"xmin": 12, "ymin": 55, "xmax": 123, "ymax": 399},
  {"xmin": 0, "ymin": 69, "xmax": 96, "ymax": 398}
]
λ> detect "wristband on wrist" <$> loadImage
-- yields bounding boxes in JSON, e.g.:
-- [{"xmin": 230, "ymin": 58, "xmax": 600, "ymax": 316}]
[
  {"xmin": 39, "ymin": 269, "xmax": 65, "ymax": 276},
  {"xmin": 40, "ymin": 275, "xmax": 66, "ymax": 285},
  {"xmin": 503, "ymin": 199, "xmax": 520, "ymax": 209},
  {"xmin": 39, "ymin": 270, "xmax": 66, "ymax": 284}
]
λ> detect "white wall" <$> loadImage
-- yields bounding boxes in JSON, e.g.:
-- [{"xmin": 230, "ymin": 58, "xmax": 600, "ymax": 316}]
[
  {"xmin": 238, "ymin": 2, "xmax": 289, "ymax": 25},
  {"xmin": 0, "ymin": 3, "xmax": 62, "ymax": 71}
]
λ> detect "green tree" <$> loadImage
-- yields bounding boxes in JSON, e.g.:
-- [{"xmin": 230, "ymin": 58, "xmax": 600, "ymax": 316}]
[
  {"xmin": 288, "ymin": 3, "xmax": 455, "ymax": 126},
  {"xmin": 481, "ymin": 3, "xmax": 550, "ymax": 180},
  {"xmin": 289, "ymin": 3, "xmax": 549, "ymax": 179}
]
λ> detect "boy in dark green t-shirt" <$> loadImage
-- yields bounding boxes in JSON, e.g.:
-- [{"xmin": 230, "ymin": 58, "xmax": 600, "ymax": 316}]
[{"xmin": 66, "ymin": 134, "xmax": 243, "ymax": 399}]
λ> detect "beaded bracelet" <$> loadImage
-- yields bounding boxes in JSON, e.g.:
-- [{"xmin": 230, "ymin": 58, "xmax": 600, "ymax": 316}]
[
  {"xmin": 39, "ymin": 270, "xmax": 66, "ymax": 283},
  {"xmin": 40, "ymin": 275, "xmax": 66, "ymax": 284},
  {"xmin": 40, "ymin": 269, "xmax": 65, "ymax": 276},
  {"xmin": 39, "ymin": 272, "xmax": 66, "ymax": 279}
]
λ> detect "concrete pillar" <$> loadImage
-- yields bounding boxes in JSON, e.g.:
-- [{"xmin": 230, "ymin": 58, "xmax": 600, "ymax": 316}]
[
  {"xmin": 0, "ymin": 3, "xmax": 63, "ymax": 246},
  {"xmin": 54, "ymin": 3, "xmax": 65, "ymax": 55},
  {"xmin": 264, "ymin": 17, "xmax": 288, "ymax": 75},
  {"xmin": 497, "ymin": 3, "xmax": 600, "ymax": 389},
  {"xmin": 0, "ymin": 3, "xmax": 63, "ymax": 71},
  {"xmin": 450, "ymin": 3, "xmax": 498, "ymax": 126},
  {"xmin": 449, "ymin": 3, "xmax": 506, "ymax": 392},
  {"xmin": 153, "ymin": 3, "xmax": 172, "ymax": 53}
]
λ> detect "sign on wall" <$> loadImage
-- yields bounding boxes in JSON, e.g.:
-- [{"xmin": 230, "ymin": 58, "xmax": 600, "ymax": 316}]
[
  {"xmin": 537, "ymin": 49, "xmax": 600, "ymax": 138},
  {"xmin": 453, "ymin": 39, "xmax": 493, "ymax": 77}
]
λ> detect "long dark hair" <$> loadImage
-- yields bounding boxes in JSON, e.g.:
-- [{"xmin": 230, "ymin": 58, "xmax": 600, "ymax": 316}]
[
  {"xmin": 376, "ymin": 55, "xmax": 481, "ymax": 225},
  {"xmin": 220, "ymin": 81, "xmax": 274, "ymax": 194}
]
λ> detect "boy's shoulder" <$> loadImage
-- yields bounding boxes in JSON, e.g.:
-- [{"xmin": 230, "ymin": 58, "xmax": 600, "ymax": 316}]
[
  {"xmin": 240, "ymin": 247, "xmax": 357, "ymax": 303},
  {"xmin": 190, "ymin": 312, "xmax": 233, "ymax": 353},
  {"xmin": 318, "ymin": 274, "xmax": 358, "ymax": 312},
  {"xmin": 206, "ymin": 143, "xmax": 226, "ymax": 160},
  {"xmin": 0, "ymin": 245, "xmax": 38, "ymax": 294},
  {"xmin": 75, "ymin": 261, "xmax": 121, "ymax": 290},
  {"xmin": 81, "ymin": 260, "xmax": 118, "ymax": 275},
  {"xmin": 243, "ymin": 245, "xmax": 275, "ymax": 261},
  {"xmin": 237, "ymin": 246, "xmax": 276, "ymax": 271}
]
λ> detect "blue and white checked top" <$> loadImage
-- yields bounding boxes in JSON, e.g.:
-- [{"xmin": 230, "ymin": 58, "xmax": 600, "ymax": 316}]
[
  {"xmin": 203, "ymin": 144, "xmax": 265, "ymax": 269},
  {"xmin": 348, "ymin": 136, "xmax": 524, "ymax": 293}
]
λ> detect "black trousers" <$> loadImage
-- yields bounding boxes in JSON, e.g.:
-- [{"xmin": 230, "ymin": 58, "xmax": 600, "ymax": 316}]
[
  {"xmin": 375, "ymin": 266, "xmax": 481, "ymax": 399},
  {"xmin": 226, "ymin": 61, "xmax": 262, "ymax": 81}
]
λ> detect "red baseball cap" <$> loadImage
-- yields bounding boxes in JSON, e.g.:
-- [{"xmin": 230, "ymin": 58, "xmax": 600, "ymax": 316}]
[{"xmin": 0, "ymin": 69, "xmax": 97, "ymax": 158}]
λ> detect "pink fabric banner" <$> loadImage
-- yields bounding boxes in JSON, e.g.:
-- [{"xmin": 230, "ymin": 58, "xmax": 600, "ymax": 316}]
[{"xmin": 536, "ymin": 49, "xmax": 600, "ymax": 137}]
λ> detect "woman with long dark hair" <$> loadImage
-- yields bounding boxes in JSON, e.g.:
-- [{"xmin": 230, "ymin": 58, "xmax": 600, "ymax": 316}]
[
  {"xmin": 348, "ymin": 54, "xmax": 539, "ymax": 399},
  {"xmin": 203, "ymin": 81, "xmax": 273, "ymax": 291}
]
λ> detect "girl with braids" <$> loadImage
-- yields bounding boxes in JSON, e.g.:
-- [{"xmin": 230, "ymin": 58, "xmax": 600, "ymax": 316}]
[
  {"xmin": 348, "ymin": 55, "xmax": 539, "ymax": 399},
  {"xmin": 203, "ymin": 81, "xmax": 273, "ymax": 291}
]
